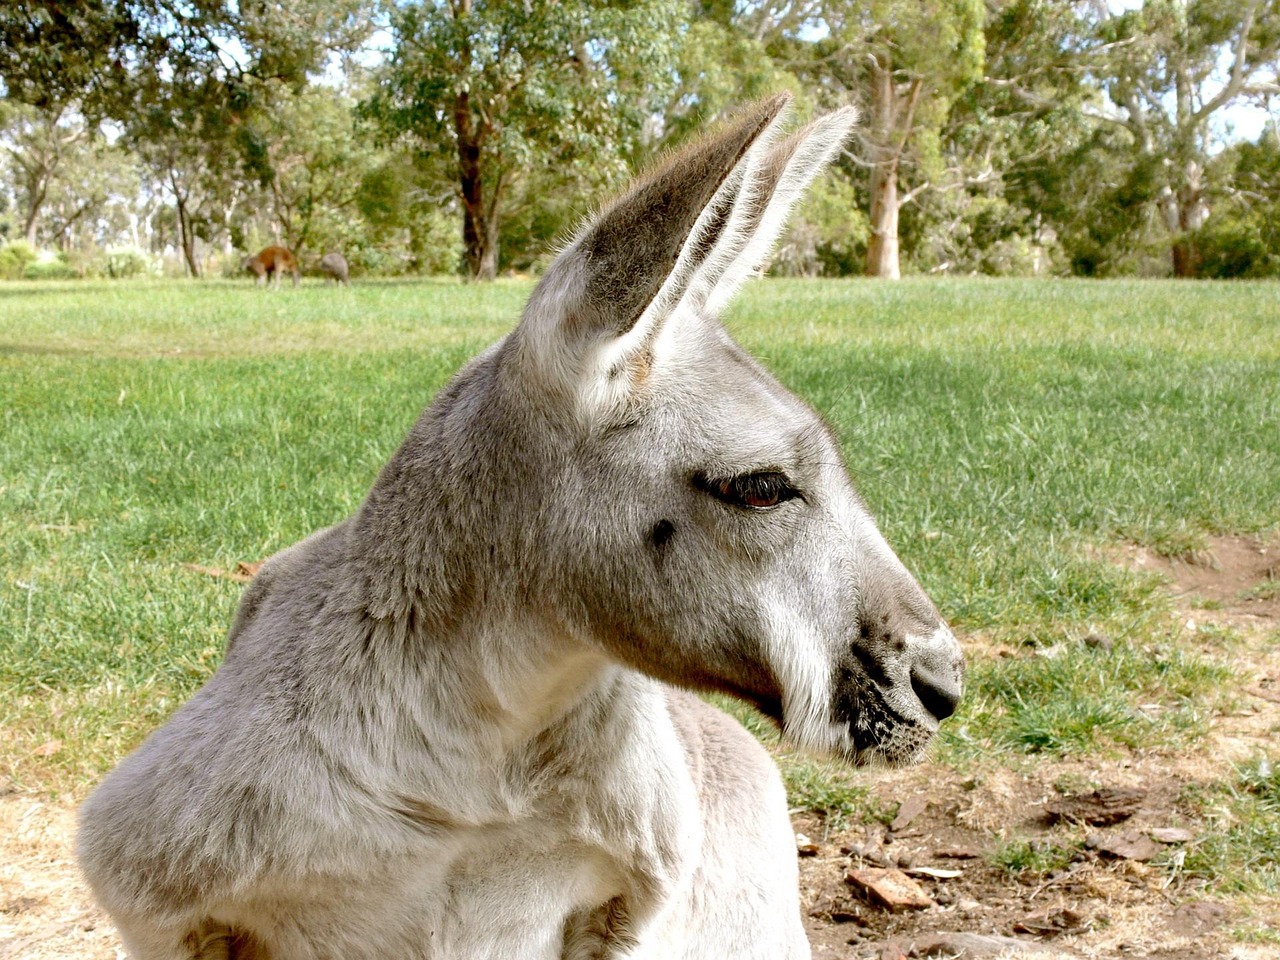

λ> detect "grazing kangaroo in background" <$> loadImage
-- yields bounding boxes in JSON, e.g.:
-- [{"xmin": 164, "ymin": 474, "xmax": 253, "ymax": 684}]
[
  {"xmin": 319, "ymin": 251, "xmax": 350, "ymax": 286},
  {"xmin": 242, "ymin": 245, "xmax": 301, "ymax": 287},
  {"xmin": 79, "ymin": 95, "xmax": 963, "ymax": 960}
]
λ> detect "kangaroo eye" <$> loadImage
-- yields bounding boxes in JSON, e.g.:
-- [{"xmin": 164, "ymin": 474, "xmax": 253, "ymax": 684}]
[{"xmin": 696, "ymin": 471, "xmax": 800, "ymax": 510}]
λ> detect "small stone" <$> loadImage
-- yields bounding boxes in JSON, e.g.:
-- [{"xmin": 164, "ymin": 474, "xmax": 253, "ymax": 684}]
[
  {"xmin": 890, "ymin": 795, "xmax": 928, "ymax": 832},
  {"xmin": 1168, "ymin": 901, "xmax": 1227, "ymax": 934},
  {"xmin": 894, "ymin": 851, "xmax": 915, "ymax": 869},
  {"xmin": 1045, "ymin": 788, "xmax": 1144, "ymax": 826},
  {"xmin": 1149, "ymin": 827, "xmax": 1194, "ymax": 844},
  {"xmin": 957, "ymin": 898, "xmax": 982, "ymax": 915},
  {"xmin": 796, "ymin": 832, "xmax": 820, "ymax": 857},
  {"xmin": 865, "ymin": 848, "xmax": 893, "ymax": 868},
  {"xmin": 1098, "ymin": 830, "xmax": 1162, "ymax": 862},
  {"xmin": 845, "ymin": 867, "xmax": 936, "ymax": 912},
  {"xmin": 831, "ymin": 908, "xmax": 864, "ymax": 925},
  {"xmin": 1012, "ymin": 906, "xmax": 1086, "ymax": 937}
]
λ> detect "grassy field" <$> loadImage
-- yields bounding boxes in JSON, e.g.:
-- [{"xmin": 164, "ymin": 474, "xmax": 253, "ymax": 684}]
[{"xmin": 2, "ymin": 275, "xmax": 1278, "ymax": 901}]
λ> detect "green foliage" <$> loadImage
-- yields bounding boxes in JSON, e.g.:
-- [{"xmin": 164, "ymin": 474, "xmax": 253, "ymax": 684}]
[
  {"xmin": 23, "ymin": 255, "xmax": 76, "ymax": 280},
  {"xmin": 1195, "ymin": 127, "xmax": 1280, "ymax": 278},
  {"xmin": 362, "ymin": 0, "xmax": 682, "ymax": 277},
  {"xmin": 0, "ymin": 239, "xmax": 37, "ymax": 279},
  {"xmin": 104, "ymin": 247, "xmax": 155, "ymax": 279},
  {"xmin": 355, "ymin": 155, "xmax": 463, "ymax": 275},
  {"xmin": 776, "ymin": 173, "xmax": 871, "ymax": 277},
  {"xmin": 5, "ymin": 2, "xmax": 1280, "ymax": 278}
]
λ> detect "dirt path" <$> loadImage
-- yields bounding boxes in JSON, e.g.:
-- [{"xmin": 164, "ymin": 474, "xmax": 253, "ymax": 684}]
[{"xmin": 3, "ymin": 535, "xmax": 1277, "ymax": 959}]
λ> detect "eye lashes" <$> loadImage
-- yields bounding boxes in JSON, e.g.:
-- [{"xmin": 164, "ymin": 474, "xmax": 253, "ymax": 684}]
[{"xmin": 693, "ymin": 470, "xmax": 802, "ymax": 509}]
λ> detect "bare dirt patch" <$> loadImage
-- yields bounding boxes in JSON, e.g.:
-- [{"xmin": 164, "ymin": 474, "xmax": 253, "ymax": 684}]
[
  {"xmin": 796, "ymin": 751, "xmax": 1279, "ymax": 959},
  {"xmin": 0, "ymin": 792, "xmax": 115, "ymax": 960},
  {"xmin": 1116, "ymin": 534, "xmax": 1280, "ymax": 624}
]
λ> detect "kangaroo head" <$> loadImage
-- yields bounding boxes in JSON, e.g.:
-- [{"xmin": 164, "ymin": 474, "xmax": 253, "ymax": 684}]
[
  {"xmin": 466, "ymin": 94, "xmax": 965, "ymax": 766},
  {"xmin": 361, "ymin": 95, "xmax": 962, "ymax": 766}
]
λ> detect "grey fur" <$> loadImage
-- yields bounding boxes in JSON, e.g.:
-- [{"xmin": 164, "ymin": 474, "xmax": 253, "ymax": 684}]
[
  {"xmin": 319, "ymin": 251, "xmax": 349, "ymax": 286},
  {"xmin": 79, "ymin": 96, "xmax": 962, "ymax": 960}
]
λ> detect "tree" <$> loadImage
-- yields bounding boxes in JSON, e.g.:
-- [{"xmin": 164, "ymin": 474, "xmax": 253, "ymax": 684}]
[
  {"xmin": 3, "ymin": 0, "xmax": 375, "ymax": 275},
  {"xmin": 365, "ymin": 0, "xmax": 682, "ymax": 280},
  {"xmin": 240, "ymin": 84, "xmax": 377, "ymax": 256},
  {"xmin": 918, "ymin": 0, "xmax": 1099, "ymax": 275},
  {"xmin": 1091, "ymin": 0, "xmax": 1280, "ymax": 276},
  {"xmin": 1195, "ymin": 124, "xmax": 1280, "ymax": 276},
  {"xmin": 779, "ymin": 1, "xmax": 985, "ymax": 278},
  {"xmin": 0, "ymin": 101, "xmax": 91, "ymax": 244},
  {"xmin": 0, "ymin": 2, "xmax": 137, "ymax": 119}
]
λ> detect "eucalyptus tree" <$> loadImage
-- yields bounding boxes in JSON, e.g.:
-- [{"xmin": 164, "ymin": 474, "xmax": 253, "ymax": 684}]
[
  {"xmin": 1091, "ymin": 0, "xmax": 1280, "ymax": 276},
  {"xmin": 931, "ymin": 0, "xmax": 1097, "ymax": 274},
  {"xmin": 786, "ymin": 0, "xmax": 984, "ymax": 278},
  {"xmin": 237, "ymin": 83, "xmax": 379, "ymax": 258},
  {"xmin": 3, "ymin": 0, "xmax": 374, "ymax": 274},
  {"xmin": 0, "ymin": 101, "xmax": 92, "ymax": 245},
  {"xmin": 364, "ymin": 0, "xmax": 682, "ymax": 281}
]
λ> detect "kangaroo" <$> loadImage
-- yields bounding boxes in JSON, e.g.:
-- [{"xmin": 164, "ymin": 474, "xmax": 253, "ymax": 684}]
[
  {"xmin": 319, "ymin": 251, "xmax": 350, "ymax": 286},
  {"xmin": 242, "ymin": 245, "xmax": 301, "ymax": 287},
  {"xmin": 78, "ymin": 95, "xmax": 962, "ymax": 960}
]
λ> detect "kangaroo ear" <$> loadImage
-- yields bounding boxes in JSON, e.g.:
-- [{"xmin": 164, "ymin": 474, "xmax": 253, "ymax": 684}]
[
  {"xmin": 514, "ymin": 94, "xmax": 792, "ymax": 411},
  {"xmin": 692, "ymin": 106, "xmax": 858, "ymax": 317}
]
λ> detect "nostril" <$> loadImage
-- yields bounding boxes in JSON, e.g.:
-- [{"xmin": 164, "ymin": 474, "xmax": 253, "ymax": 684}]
[{"xmin": 910, "ymin": 664, "xmax": 961, "ymax": 722}]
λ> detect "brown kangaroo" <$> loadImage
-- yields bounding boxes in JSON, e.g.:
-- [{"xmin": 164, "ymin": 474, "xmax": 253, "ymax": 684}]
[{"xmin": 242, "ymin": 245, "xmax": 300, "ymax": 287}]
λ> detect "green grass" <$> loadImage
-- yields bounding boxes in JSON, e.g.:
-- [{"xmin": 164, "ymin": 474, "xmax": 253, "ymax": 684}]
[
  {"xmin": 1183, "ymin": 757, "xmax": 1280, "ymax": 895},
  {"xmin": 1, "ymin": 276, "xmax": 1278, "ymax": 800},
  {"xmin": 942, "ymin": 624, "xmax": 1232, "ymax": 759},
  {"xmin": 989, "ymin": 837, "xmax": 1081, "ymax": 877}
]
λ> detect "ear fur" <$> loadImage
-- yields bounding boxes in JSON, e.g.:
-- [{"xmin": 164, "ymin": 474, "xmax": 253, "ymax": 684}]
[
  {"xmin": 698, "ymin": 107, "xmax": 858, "ymax": 317},
  {"xmin": 514, "ymin": 96, "xmax": 856, "ymax": 419}
]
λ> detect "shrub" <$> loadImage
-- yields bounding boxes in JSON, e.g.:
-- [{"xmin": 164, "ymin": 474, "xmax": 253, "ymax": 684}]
[
  {"xmin": 24, "ymin": 257, "xmax": 77, "ymax": 280},
  {"xmin": 105, "ymin": 247, "xmax": 156, "ymax": 279},
  {"xmin": 0, "ymin": 240, "xmax": 38, "ymax": 280}
]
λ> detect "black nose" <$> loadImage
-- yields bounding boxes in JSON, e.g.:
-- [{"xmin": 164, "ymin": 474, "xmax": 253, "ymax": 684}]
[{"xmin": 910, "ymin": 663, "xmax": 961, "ymax": 722}]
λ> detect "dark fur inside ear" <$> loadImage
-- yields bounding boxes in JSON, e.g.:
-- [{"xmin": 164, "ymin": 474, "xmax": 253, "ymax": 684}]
[{"xmin": 571, "ymin": 94, "xmax": 790, "ymax": 337}]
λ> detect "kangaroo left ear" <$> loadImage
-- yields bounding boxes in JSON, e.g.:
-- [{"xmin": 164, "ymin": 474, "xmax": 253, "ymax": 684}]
[
  {"xmin": 513, "ymin": 96, "xmax": 856, "ymax": 423},
  {"xmin": 513, "ymin": 96, "xmax": 791, "ymax": 404}
]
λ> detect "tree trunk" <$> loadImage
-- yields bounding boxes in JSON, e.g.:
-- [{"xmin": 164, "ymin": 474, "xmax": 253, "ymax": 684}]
[
  {"xmin": 1169, "ymin": 160, "xmax": 1207, "ymax": 278},
  {"xmin": 22, "ymin": 175, "xmax": 48, "ymax": 245},
  {"xmin": 863, "ymin": 58, "xmax": 919, "ymax": 279},
  {"xmin": 866, "ymin": 156, "xmax": 901, "ymax": 279},
  {"xmin": 174, "ymin": 191, "xmax": 202, "ymax": 278},
  {"xmin": 451, "ymin": 8, "xmax": 497, "ymax": 283},
  {"xmin": 455, "ymin": 95, "xmax": 496, "ymax": 281}
]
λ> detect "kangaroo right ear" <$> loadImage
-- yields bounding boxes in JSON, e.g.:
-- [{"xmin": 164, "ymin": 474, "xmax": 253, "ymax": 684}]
[{"xmin": 513, "ymin": 94, "xmax": 793, "ymax": 417}]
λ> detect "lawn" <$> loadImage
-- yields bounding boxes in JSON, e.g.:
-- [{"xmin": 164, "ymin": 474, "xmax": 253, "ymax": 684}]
[{"xmin": 2, "ymin": 276, "xmax": 1278, "ymax": 904}]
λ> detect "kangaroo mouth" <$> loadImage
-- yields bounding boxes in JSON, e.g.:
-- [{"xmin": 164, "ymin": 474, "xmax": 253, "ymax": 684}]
[{"xmin": 830, "ymin": 665, "xmax": 937, "ymax": 768}]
